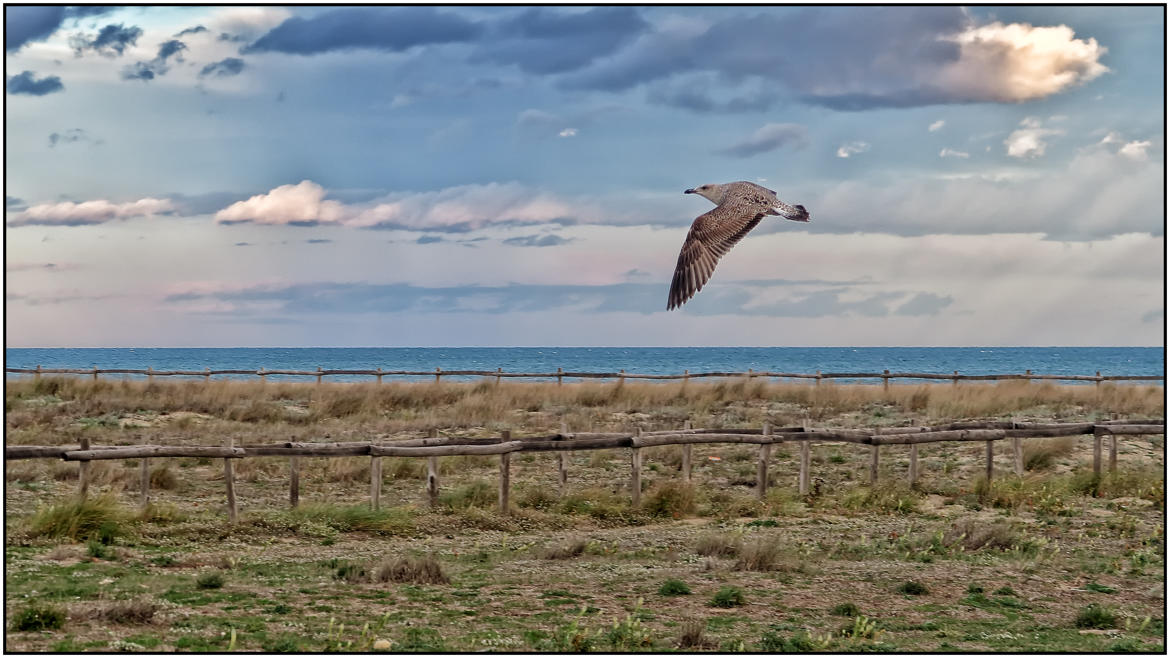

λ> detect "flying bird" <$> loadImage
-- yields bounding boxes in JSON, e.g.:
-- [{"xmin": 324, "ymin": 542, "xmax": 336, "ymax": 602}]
[{"xmin": 667, "ymin": 181, "xmax": 810, "ymax": 310}]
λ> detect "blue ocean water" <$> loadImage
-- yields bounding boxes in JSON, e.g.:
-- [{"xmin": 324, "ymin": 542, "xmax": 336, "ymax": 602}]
[{"xmin": 3, "ymin": 347, "xmax": 1163, "ymax": 384}]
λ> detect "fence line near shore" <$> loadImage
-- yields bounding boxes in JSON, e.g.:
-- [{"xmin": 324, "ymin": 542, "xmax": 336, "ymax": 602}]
[
  {"xmin": 7, "ymin": 419, "xmax": 1163, "ymax": 521},
  {"xmin": 5, "ymin": 365, "xmax": 1164, "ymax": 387}
]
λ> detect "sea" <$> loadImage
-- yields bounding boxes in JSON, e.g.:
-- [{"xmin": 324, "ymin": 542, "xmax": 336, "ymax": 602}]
[{"xmin": 3, "ymin": 347, "xmax": 1164, "ymax": 384}]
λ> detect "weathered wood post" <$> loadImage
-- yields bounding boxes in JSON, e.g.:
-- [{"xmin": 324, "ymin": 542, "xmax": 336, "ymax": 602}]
[
  {"xmin": 869, "ymin": 443, "xmax": 880, "ymax": 484},
  {"xmin": 92, "ymin": 366, "xmax": 99, "ymax": 382},
  {"xmin": 984, "ymin": 440, "xmax": 994, "ymax": 484},
  {"xmin": 224, "ymin": 437, "xmax": 238, "ymax": 523},
  {"xmin": 139, "ymin": 435, "xmax": 150, "ymax": 510},
  {"xmin": 908, "ymin": 443, "xmax": 919, "ymax": 488},
  {"xmin": 434, "ymin": 367, "xmax": 441, "ymax": 384},
  {"xmin": 1095, "ymin": 371, "xmax": 1101, "ymax": 391},
  {"xmin": 204, "ymin": 367, "xmax": 211, "ymax": 383},
  {"xmin": 35, "ymin": 364, "xmax": 41, "ymax": 381},
  {"xmin": 1092, "ymin": 426, "xmax": 1104, "ymax": 476},
  {"xmin": 376, "ymin": 367, "xmax": 383, "ymax": 384},
  {"xmin": 147, "ymin": 366, "xmax": 154, "ymax": 383},
  {"xmin": 630, "ymin": 427, "xmax": 642, "ymax": 507},
  {"xmin": 882, "ymin": 369, "xmax": 890, "ymax": 393},
  {"xmin": 757, "ymin": 422, "xmax": 771, "ymax": 500},
  {"xmin": 1012, "ymin": 436, "xmax": 1024, "ymax": 476},
  {"xmin": 557, "ymin": 422, "xmax": 568, "ymax": 492},
  {"xmin": 799, "ymin": 436, "xmax": 811, "ymax": 496},
  {"xmin": 619, "ymin": 369, "xmax": 626, "ymax": 385},
  {"xmin": 316, "ymin": 367, "xmax": 323, "ymax": 385},
  {"xmin": 370, "ymin": 448, "xmax": 383, "ymax": 511},
  {"xmin": 952, "ymin": 370, "xmax": 959, "ymax": 387},
  {"xmin": 289, "ymin": 457, "xmax": 300, "ymax": 508},
  {"xmin": 259, "ymin": 367, "xmax": 266, "ymax": 384},
  {"xmin": 427, "ymin": 429, "xmax": 440, "ymax": 507},
  {"xmin": 557, "ymin": 367, "xmax": 563, "ymax": 387},
  {"xmin": 1109, "ymin": 431, "xmax": 1119, "ymax": 473},
  {"xmin": 78, "ymin": 436, "xmax": 91, "ymax": 499},
  {"xmin": 681, "ymin": 420, "xmax": 692, "ymax": 483},
  {"xmin": 495, "ymin": 367, "xmax": 502, "ymax": 386},
  {"xmin": 498, "ymin": 430, "xmax": 512, "ymax": 515},
  {"xmin": 682, "ymin": 369, "xmax": 689, "ymax": 391},
  {"xmin": 815, "ymin": 370, "xmax": 822, "ymax": 388}
]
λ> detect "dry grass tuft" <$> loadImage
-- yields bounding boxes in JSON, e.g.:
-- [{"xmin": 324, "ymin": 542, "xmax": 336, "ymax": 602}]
[
  {"xmin": 74, "ymin": 598, "xmax": 159, "ymax": 625},
  {"xmin": 1024, "ymin": 437, "xmax": 1078, "ymax": 471},
  {"xmin": 733, "ymin": 537, "xmax": 782, "ymax": 571},
  {"xmin": 943, "ymin": 519, "xmax": 1021, "ymax": 551},
  {"xmin": 375, "ymin": 554, "xmax": 449, "ymax": 585},
  {"xmin": 641, "ymin": 481, "xmax": 696, "ymax": 518},
  {"xmin": 540, "ymin": 538, "xmax": 588, "ymax": 560},
  {"xmin": 149, "ymin": 464, "xmax": 179, "ymax": 489},
  {"xmin": 695, "ymin": 532, "xmax": 742, "ymax": 558},
  {"xmin": 677, "ymin": 619, "xmax": 707, "ymax": 649}
]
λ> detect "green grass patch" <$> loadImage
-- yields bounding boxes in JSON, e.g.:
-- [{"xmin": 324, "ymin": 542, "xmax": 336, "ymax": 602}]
[
  {"xmin": 11, "ymin": 604, "xmax": 66, "ymax": 632},
  {"xmin": 658, "ymin": 579, "xmax": 691, "ymax": 596}
]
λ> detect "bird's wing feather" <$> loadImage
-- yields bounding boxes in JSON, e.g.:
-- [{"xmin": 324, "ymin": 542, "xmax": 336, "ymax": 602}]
[{"xmin": 667, "ymin": 206, "xmax": 765, "ymax": 310}]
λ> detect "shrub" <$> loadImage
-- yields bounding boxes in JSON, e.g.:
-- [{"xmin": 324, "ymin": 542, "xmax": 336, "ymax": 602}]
[
  {"xmin": 710, "ymin": 586, "xmax": 745, "ymax": 608},
  {"xmin": 28, "ymin": 495, "xmax": 124, "ymax": 541},
  {"xmin": 943, "ymin": 519, "xmax": 1020, "ymax": 551},
  {"xmin": 11, "ymin": 604, "xmax": 66, "ymax": 631},
  {"xmin": 967, "ymin": 583, "xmax": 984, "ymax": 595},
  {"xmin": 440, "ymin": 480, "xmax": 496, "ymax": 509},
  {"xmin": 1074, "ymin": 604, "xmax": 1117, "ymax": 629},
  {"xmin": 196, "ymin": 571, "xmax": 225, "ymax": 589},
  {"xmin": 831, "ymin": 602, "xmax": 861, "ymax": 617},
  {"xmin": 734, "ymin": 538, "xmax": 782, "ymax": 571},
  {"xmin": 517, "ymin": 485, "xmax": 558, "ymax": 511},
  {"xmin": 1085, "ymin": 582, "xmax": 1116, "ymax": 594},
  {"xmin": 149, "ymin": 464, "xmax": 178, "ymax": 490},
  {"xmin": 375, "ymin": 555, "xmax": 449, "ymax": 585},
  {"xmin": 541, "ymin": 539, "xmax": 587, "ymax": 560},
  {"xmin": 641, "ymin": 481, "xmax": 696, "ymax": 518},
  {"xmin": 677, "ymin": 619, "xmax": 706, "ymax": 649},
  {"xmin": 1023, "ymin": 437, "xmax": 1077, "ymax": 470},
  {"xmin": 993, "ymin": 585, "xmax": 1016, "ymax": 596},
  {"xmin": 89, "ymin": 599, "xmax": 158, "ymax": 624},
  {"xmin": 289, "ymin": 504, "xmax": 415, "ymax": 535},
  {"xmin": 695, "ymin": 532, "xmax": 741, "ymax": 558},
  {"xmin": 86, "ymin": 539, "xmax": 109, "ymax": 559},
  {"xmin": 897, "ymin": 581, "xmax": 928, "ymax": 595},
  {"xmin": 658, "ymin": 579, "xmax": 691, "ymax": 596},
  {"xmin": 334, "ymin": 563, "xmax": 368, "ymax": 583}
]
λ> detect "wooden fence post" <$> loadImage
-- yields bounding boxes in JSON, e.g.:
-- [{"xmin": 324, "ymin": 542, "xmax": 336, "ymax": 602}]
[
  {"xmin": 147, "ymin": 366, "xmax": 154, "ymax": 383},
  {"xmin": 224, "ymin": 437, "xmax": 238, "ymax": 523},
  {"xmin": 815, "ymin": 370, "xmax": 822, "ymax": 388},
  {"xmin": 1012, "ymin": 437, "xmax": 1024, "ymax": 476},
  {"xmin": 681, "ymin": 420, "xmax": 692, "ymax": 483},
  {"xmin": 1109, "ymin": 432, "xmax": 1119, "ymax": 473},
  {"xmin": 35, "ymin": 364, "xmax": 41, "ymax": 380},
  {"xmin": 427, "ymin": 429, "xmax": 440, "ymax": 507},
  {"xmin": 376, "ymin": 368, "xmax": 383, "ymax": 385},
  {"xmin": 139, "ymin": 435, "xmax": 150, "ymax": 510},
  {"xmin": 495, "ymin": 367, "xmax": 502, "ymax": 386},
  {"xmin": 259, "ymin": 367, "xmax": 266, "ymax": 384},
  {"xmin": 316, "ymin": 367, "xmax": 323, "ymax": 385},
  {"xmin": 204, "ymin": 367, "xmax": 211, "ymax": 383},
  {"xmin": 78, "ymin": 436, "xmax": 91, "ymax": 499},
  {"xmin": 1095, "ymin": 371, "xmax": 1101, "ymax": 391},
  {"xmin": 630, "ymin": 428, "xmax": 642, "ymax": 507},
  {"xmin": 92, "ymin": 367, "xmax": 99, "ymax": 382},
  {"xmin": 370, "ymin": 450, "xmax": 382, "ymax": 510},
  {"xmin": 557, "ymin": 422, "xmax": 568, "ymax": 492},
  {"xmin": 882, "ymin": 369, "xmax": 890, "ymax": 393},
  {"xmin": 557, "ymin": 367, "xmax": 563, "ymax": 386},
  {"xmin": 757, "ymin": 422, "xmax": 771, "ymax": 501},
  {"xmin": 619, "ymin": 369, "xmax": 626, "ymax": 385},
  {"xmin": 952, "ymin": 370, "xmax": 958, "ymax": 387},
  {"xmin": 908, "ymin": 443, "xmax": 919, "ymax": 488},
  {"xmin": 434, "ymin": 367, "xmax": 441, "ymax": 384},
  {"xmin": 869, "ymin": 444, "xmax": 879, "ymax": 484},
  {"xmin": 984, "ymin": 440, "xmax": 994, "ymax": 484},
  {"xmin": 799, "ymin": 438, "xmax": 811, "ymax": 496},
  {"xmin": 498, "ymin": 430, "xmax": 511, "ymax": 515},
  {"xmin": 1092, "ymin": 427, "xmax": 1104, "ymax": 476},
  {"xmin": 289, "ymin": 457, "xmax": 300, "ymax": 508}
]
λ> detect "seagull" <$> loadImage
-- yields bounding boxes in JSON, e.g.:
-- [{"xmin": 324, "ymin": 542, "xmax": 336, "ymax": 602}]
[{"xmin": 667, "ymin": 181, "xmax": 810, "ymax": 310}]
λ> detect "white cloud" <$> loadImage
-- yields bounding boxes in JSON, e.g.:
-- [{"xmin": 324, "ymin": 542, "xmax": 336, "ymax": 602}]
[
  {"xmin": 836, "ymin": 141, "xmax": 871, "ymax": 158},
  {"xmin": 7, "ymin": 198, "xmax": 175, "ymax": 227},
  {"xmin": 558, "ymin": 128, "xmax": 578, "ymax": 138},
  {"xmin": 215, "ymin": 181, "xmax": 347, "ymax": 225},
  {"xmin": 941, "ymin": 21, "xmax": 1109, "ymax": 102},
  {"xmin": 928, "ymin": 120, "xmax": 945, "ymax": 132},
  {"xmin": 939, "ymin": 148, "xmax": 969, "ymax": 159},
  {"xmin": 1118, "ymin": 140, "xmax": 1152, "ymax": 161},
  {"xmin": 1004, "ymin": 117, "xmax": 1064, "ymax": 158}
]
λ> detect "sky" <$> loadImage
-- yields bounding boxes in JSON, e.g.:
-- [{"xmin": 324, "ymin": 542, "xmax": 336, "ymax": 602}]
[{"xmin": 4, "ymin": 5, "xmax": 1165, "ymax": 347}]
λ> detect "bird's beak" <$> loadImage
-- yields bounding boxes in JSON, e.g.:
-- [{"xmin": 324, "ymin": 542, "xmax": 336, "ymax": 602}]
[{"xmin": 684, "ymin": 188, "xmax": 695, "ymax": 194}]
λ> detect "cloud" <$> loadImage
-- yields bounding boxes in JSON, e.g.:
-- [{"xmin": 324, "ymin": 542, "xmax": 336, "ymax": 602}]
[
  {"xmin": 7, "ymin": 198, "xmax": 175, "ymax": 227},
  {"xmin": 928, "ymin": 120, "xmax": 946, "ymax": 132},
  {"xmin": 1004, "ymin": 117, "xmax": 1064, "ymax": 158},
  {"xmin": 477, "ymin": 7, "xmax": 648, "ymax": 74},
  {"xmin": 562, "ymin": 8, "xmax": 1108, "ymax": 111},
  {"xmin": 836, "ymin": 141, "xmax": 870, "ymax": 158},
  {"xmin": 121, "ymin": 38, "xmax": 190, "ymax": 81},
  {"xmin": 645, "ymin": 76, "xmax": 780, "ymax": 114},
  {"xmin": 244, "ymin": 7, "xmax": 481, "ymax": 55},
  {"xmin": 501, "ymin": 234, "xmax": 573, "ymax": 247},
  {"xmin": 176, "ymin": 25, "xmax": 209, "ymax": 37},
  {"xmin": 6, "ymin": 196, "xmax": 27, "ymax": 211},
  {"xmin": 214, "ymin": 180, "xmax": 347, "ymax": 226},
  {"xmin": 1141, "ymin": 309, "xmax": 1163, "ymax": 323},
  {"xmin": 69, "ymin": 23, "xmax": 143, "ymax": 57},
  {"xmin": 718, "ymin": 123, "xmax": 808, "ymax": 158},
  {"xmin": 417, "ymin": 235, "xmax": 444, "ymax": 244},
  {"xmin": 120, "ymin": 62, "xmax": 156, "ymax": 81},
  {"xmin": 939, "ymin": 148, "xmax": 969, "ymax": 158},
  {"xmin": 6, "ymin": 71, "xmax": 64, "ymax": 96},
  {"xmin": 234, "ymin": 242, "xmax": 253, "ymax": 247},
  {"xmin": 6, "ymin": 262, "xmax": 78, "ymax": 272},
  {"xmin": 48, "ymin": 128, "xmax": 101, "ymax": 148},
  {"xmin": 305, "ymin": 238, "xmax": 332, "ymax": 244},
  {"xmin": 558, "ymin": 128, "xmax": 578, "ymax": 138},
  {"xmin": 1117, "ymin": 140, "xmax": 1152, "ymax": 161},
  {"xmin": 4, "ymin": 6, "xmax": 117, "ymax": 52},
  {"xmin": 199, "ymin": 57, "xmax": 245, "ymax": 78},
  {"xmin": 894, "ymin": 292, "xmax": 954, "ymax": 316}
]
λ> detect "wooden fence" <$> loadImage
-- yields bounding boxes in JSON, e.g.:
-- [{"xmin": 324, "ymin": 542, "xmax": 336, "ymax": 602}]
[
  {"xmin": 5, "ymin": 365, "xmax": 1164, "ymax": 388},
  {"xmin": 6, "ymin": 419, "xmax": 1163, "ymax": 520}
]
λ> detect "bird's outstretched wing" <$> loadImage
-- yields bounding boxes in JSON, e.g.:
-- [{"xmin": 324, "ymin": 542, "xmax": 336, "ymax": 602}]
[{"xmin": 667, "ymin": 206, "xmax": 765, "ymax": 310}]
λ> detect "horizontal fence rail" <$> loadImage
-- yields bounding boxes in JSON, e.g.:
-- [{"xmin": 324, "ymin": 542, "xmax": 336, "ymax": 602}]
[
  {"xmin": 5, "ymin": 365, "xmax": 1164, "ymax": 385},
  {"xmin": 7, "ymin": 420, "xmax": 1163, "ymax": 521}
]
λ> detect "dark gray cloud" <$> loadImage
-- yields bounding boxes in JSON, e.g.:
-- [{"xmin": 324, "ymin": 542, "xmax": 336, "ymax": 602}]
[
  {"xmin": 121, "ymin": 38, "xmax": 188, "ymax": 81},
  {"xmin": 894, "ymin": 292, "xmax": 954, "ymax": 316},
  {"xmin": 234, "ymin": 242, "xmax": 253, "ymax": 247},
  {"xmin": 175, "ymin": 25, "xmax": 208, "ymax": 37},
  {"xmin": 6, "ymin": 71, "xmax": 64, "ymax": 96},
  {"xmin": 165, "ymin": 279, "xmax": 926, "ymax": 318},
  {"xmin": 244, "ymin": 7, "xmax": 481, "ymax": 55},
  {"xmin": 416, "ymin": 235, "xmax": 444, "ymax": 244},
  {"xmin": 501, "ymin": 234, "xmax": 572, "ymax": 247},
  {"xmin": 6, "ymin": 196, "xmax": 27, "ymax": 211},
  {"xmin": 70, "ymin": 23, "xmax": 142, "ymax": 57},
  {"xmin": 120, "ymin": 61, "xmax": 155, "ymax": 81},
  {"xmin": 156, "ymin": 39, "xmax": 187, "ymax": 62},
  {"xmin": 48, "ymin": 128, "xmax": 101, "ymax": 148},
  {"xmin": 478, "ymin": 7, "xmax": 648, "ymax": 74},
  {"xmin": 306, "ymin": 238, "xmax": 332, "ymax": 244},
  {"xmin": 199, "ymin": 57, "xmax": 245, "ymax": 78},
  {"xmin": 4, "ymin": 6, "xmax": 116, "ymax": 52},
  {"xmin": 1141, "ymin": 309, "xmax": 1163, "ymax": 324},
  {"xmin": 647, "ymin": 82, "xmax": 780, "ymax": 114},
  {"xmin": 717, "ymin": 123, "xmax": 808, "ymax": 158}
]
